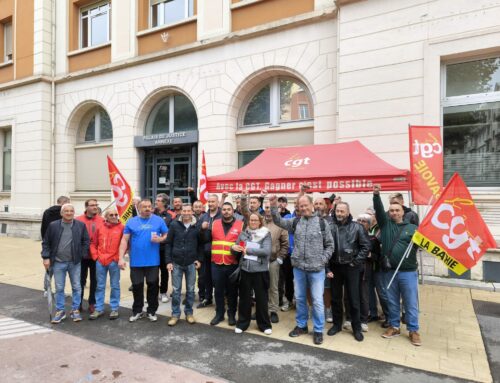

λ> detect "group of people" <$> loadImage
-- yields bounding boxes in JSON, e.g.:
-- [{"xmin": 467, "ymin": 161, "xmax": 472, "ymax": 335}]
[{"xmin": 40, "ymin": 184, "xmax": 422, "ymax": 347}]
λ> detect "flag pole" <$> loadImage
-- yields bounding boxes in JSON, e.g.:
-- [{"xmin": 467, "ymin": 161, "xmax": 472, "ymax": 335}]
[
  {"xmin": 386, "ymin": 241, "xmax": 414, "ymax": 290},
  {"xmin": 101, "ymin": 199, "xmax": 116, "ymax": 214}
]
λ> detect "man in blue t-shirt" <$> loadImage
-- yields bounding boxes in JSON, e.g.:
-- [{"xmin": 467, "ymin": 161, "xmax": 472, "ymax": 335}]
[{"xmin": 119, "ymin": 199, "xmax": 168, "ymax": 322}]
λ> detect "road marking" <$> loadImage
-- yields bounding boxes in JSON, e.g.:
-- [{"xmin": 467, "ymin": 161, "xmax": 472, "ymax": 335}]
[{"xmin": 0, "ymin": 317, "xmax": 52, "ymax": 340}]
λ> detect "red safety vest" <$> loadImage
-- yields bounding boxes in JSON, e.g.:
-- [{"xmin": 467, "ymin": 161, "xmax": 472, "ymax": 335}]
[{"xmin": 211, "ymin": 219, "xmax": 243, "ymax": 265}]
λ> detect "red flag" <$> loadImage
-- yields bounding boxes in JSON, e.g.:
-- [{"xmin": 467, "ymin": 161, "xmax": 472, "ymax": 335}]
[
  {"xmin": 107, "ymin": 156, "xmax": 134, "ymax": 224},
  {"xmin": 412, "ymin": 173, "xmax": 496, "ymax": 275},
  {"xmin": 199, "ymin": 150, "xmax": 208, "ymax": 205},
  {"xmin": 409, "ymin": 125, "xmax": 443, "ymax": 205}
]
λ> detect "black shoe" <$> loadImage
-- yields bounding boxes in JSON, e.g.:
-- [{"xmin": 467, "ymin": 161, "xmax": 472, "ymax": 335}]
[
  {"xmin": 228, "ymin": 314, "xmax": 236, "ymax": 326},
  {"xmin": 128, "ymin": 285, "xmax": 133, "ymax": 292},
  {"xmin": 401, "ymin": 313, "xmax": 406, "ymax": 324},
  {"xmin": 251, "ymin": 312, "xmax": 256, "ymax": 320},
  {"xmin": 327, "ymin": 326, "xmax": 342, "ymax": 336},
  {"xmin": 197, "ymin": 299, "xmax": 212, "ymax": 308},
  {"xmin": 270, "ymin": 312, "xmax": 279, "ymax": 323},
  {"xmin": 289, "ymin": 326, "xmax": 308, "ymax": 337},
  {"xmin": 182, "ymin": 298, "xmax": 187, "ymax": 305},
  {"xmin": 210, "ymin": 315, "xmax": 224, "ymax": 326},
  {"xmin": 368, "ymin": 315, "xmax": 380, "ymax": 323},
  {"xmin": 381, "ymin": 321, "xmax": 390, "ymax": 329},
  {"xmin": 313, "ymin": 332, "xmax": 323, "ymax": 345},
  {"xmin": 353, "ymin": 331, "xmax": 364, "ymax": 342}
]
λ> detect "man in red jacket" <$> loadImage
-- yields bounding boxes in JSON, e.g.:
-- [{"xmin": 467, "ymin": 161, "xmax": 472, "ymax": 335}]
[
  {"xmin": 89, "ymin": 208, "xmax": 124, "ymax": 320},
  {"xmin": 76, "ymin": 199, "xmax": 104, "ymax": 313}
]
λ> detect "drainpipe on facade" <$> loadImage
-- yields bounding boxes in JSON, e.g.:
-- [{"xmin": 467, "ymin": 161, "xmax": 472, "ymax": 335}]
[
  {"xmin": 50, "ymin": 0, "xmax": 56, "ymax": 204},
  {"xmin": 334, "ymin": 2, "xmax": 340, "ymax": 143}
]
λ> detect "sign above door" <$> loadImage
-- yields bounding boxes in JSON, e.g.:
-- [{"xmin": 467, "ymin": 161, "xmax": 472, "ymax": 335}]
[{"xmin": 134, "ymin": 130, "xmax": 198, "ymax": 147}]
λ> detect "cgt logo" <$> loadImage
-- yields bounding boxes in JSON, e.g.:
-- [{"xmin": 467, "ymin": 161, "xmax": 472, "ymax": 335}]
[
  {"xmin": 284, "ymin": 157, "xmax": 311, "ymax": 168},
  {"xmin": 430, "ymin": 198, "xmax": 481, "ymax": 261},
  {"xmin": 412, "ymin": 138, "xmax": 442, "ymax": 159}
]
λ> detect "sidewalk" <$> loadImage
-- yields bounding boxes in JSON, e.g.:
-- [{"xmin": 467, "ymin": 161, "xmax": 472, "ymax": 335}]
[{"xmin": 1, "ymin": 236, "xmax": 496, "ymax": 382}]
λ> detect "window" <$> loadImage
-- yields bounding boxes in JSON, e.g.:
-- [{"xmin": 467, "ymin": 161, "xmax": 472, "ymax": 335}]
[
  {"xmin": 241, "ymin": 78, "xmax": 314, "ymax": 128},
  {"xmin": 145, "ymin": 94, "xmax": 197, "ymax": 135},
  {"xmin": 2, "ymin": 129, "xmax": 11, "ymax": 191},
  {"xmin": 443, "ymin": 56, "xmax": 500, "ymax": 187},
  {"xmin": 75, "ymin": 107, "xmax": 113, "ymax": 191},
  {"xmin": 150, "ymin": 0, "xmax": 194, "ymax": 28},
  {"xmin": 80, "ymin": 2, "xmax": 110, "ymax": 49},
  {"xmin": 3, "ymin": 21, "xmax": 12, "ymax": 62},
  {"xmin": 299, "ymin": 104, "xmax": 309, "ymax": 119},
  {"xmin": 238, "ymin": 150, "xmax": 263, "ymax": 168},
  {"xmin": 79, "ymin": 107, "xmax": 113, "ymax": 144}
]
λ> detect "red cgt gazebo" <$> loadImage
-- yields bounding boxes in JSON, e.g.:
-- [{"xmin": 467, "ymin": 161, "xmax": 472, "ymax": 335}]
[{"xmin": 206, "ymin": 141, "xmax": 409, "ymax": 193}]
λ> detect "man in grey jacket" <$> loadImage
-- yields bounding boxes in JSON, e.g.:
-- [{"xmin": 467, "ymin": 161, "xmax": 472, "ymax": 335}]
[{"xmin": 269, "ymin": 194, "xmax": 334, "ymax": 345}]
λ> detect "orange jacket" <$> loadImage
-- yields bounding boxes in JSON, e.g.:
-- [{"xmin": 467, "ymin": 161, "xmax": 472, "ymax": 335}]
[
  {"xmin": 211, "ymin": 219, "xmax": 243, "ymax": 265},
  {"xmin": 90, "ymin": 222, "xmax": 124, "ymax": 266},
  {"xmin": 76, "ymin": 214, "xmax": 104, "ymax": 247}
]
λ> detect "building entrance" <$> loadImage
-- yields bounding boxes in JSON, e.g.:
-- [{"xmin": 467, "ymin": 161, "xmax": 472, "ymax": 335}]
[{"xmin": 144, "ymin": 146, "xmax": 197, "ymax": 203}]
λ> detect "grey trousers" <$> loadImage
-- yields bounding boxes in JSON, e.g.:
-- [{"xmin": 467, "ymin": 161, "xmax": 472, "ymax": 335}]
[{"xmin": 268, "ymin": 260, "xmax": 280, "ymax": 313}]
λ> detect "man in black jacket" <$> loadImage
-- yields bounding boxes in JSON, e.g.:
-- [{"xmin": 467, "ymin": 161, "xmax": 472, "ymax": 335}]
[
  {"xmin": 196, "ymin": 194, "xmax": 222, "ymax": 307},
  {"xmin": 40, "ymin": 196, "xmax": 70, "ymax": 239},
  {"xmin": 327, "ymin": 202, "xmax": 370, "ymax": 342},
  {"xmin": 165, "ymin": 204, "xmax": 203, "ymax": 326},
  {"xmin": 41, "ymin": 204, "xmax": 90, "ymax": 324},
  {"xmin": 154, "ymin": 193, "xmax": 174, "ymax": 303}
]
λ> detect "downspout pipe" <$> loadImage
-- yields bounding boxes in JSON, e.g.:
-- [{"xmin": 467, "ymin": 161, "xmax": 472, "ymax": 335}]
[{"xmin": 50, "ymin": 0, "xmax": 56, "ymax": 204}]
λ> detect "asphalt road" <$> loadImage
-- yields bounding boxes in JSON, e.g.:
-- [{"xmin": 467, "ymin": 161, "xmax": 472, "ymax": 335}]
[{"xmin": 0, "ymin": 282, "xmax": 477, "ymax": 383}]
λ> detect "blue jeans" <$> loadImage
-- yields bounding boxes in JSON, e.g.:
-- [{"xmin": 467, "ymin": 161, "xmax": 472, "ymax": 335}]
[
  {"xmin": 171, "ymin": 263, "xmax": 196, "ymax": 318},
  {"xmin": 95, "ymin": 261, "xmax": 121, "ymax": 312},
  {"xmin": 374, "ymin": 270, "xmax": 390, "ymax": 318},
  {"xmin": 293, "ymin": 268, "xmax": 325, "ymax": 333},
  {"xmin": 386, "ymin": 270, "xmax": 419, "ymax": 332},
  {"xmin": 53, "ymin": 261, "xmax": 82, "ymax": 311}
]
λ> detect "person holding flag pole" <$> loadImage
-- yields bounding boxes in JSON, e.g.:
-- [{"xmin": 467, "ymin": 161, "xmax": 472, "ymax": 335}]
[{"xmin": 372, "ymin": 184, "xmax": 422, "ymax": 346}]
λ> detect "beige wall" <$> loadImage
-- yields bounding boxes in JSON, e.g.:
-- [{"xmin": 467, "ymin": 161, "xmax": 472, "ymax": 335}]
[
  {"xmin": 0, "ymin": 0, "xmax": 34, "ymax": 84},
  {"xmin": 231, "ymin": 0, "xmax": 315, "ymax": 32}
]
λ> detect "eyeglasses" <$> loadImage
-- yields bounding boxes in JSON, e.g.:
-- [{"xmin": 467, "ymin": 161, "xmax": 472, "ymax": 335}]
[{"xmin": 108, "ymin": 214, "xmax": 119, "ymax": 217}]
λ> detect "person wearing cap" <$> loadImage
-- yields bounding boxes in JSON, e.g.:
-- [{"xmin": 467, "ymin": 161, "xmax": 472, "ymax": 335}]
[{"xmin": 278, "ymin": 196, "xmax": 291, "ymax": 217}]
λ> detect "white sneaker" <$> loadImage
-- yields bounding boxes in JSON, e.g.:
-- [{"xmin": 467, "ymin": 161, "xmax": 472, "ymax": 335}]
[
  {"xmin": 160, "ymin": 294, "xmax": 169, "ymax": 303},
  {"xmin": 325, "ymin": 309, "xmax": 333, "ymax": 323},
  {"xmin": 343, "ymin": 321, "xmax": 352, "ymax": 331},
  {"xmin": 264, "ymin": 328, "xmax": 272, "ymax": 335},
  {"xmin": 129, "ymin": 312, "xmax": 145, "ymax": 322},
  {"xmin": 235, "ymin": 327, "xmax": 243, "ymax": 334},
  {"xmin": 147, "ymin": 313, "xmax": 158, "ymax": 322},
  {"xmin": 361, "ymin": 323, "xmax": 369, "ymax": 332}
]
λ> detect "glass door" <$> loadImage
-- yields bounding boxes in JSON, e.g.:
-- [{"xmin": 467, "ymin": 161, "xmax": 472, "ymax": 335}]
[{"xmin": 144, "ymin": 148, "xmax": 193, "ymax": 203}]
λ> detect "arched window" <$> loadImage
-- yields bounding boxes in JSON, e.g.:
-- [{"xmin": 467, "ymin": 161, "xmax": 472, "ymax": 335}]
[
  {"xmin": 75, "ymin": 106, "xmax": 113, "ymax": 191},
  {"xmin": 241, "ymin": 77, "xmax": 314, "ymax": 128},
  {"xmin": 78, "ymin": 106, "xmax": 113, "ymax": 144},
  {"xmin": 145, "ymin": 94, "xmax": 197, "ymax": 135}
]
